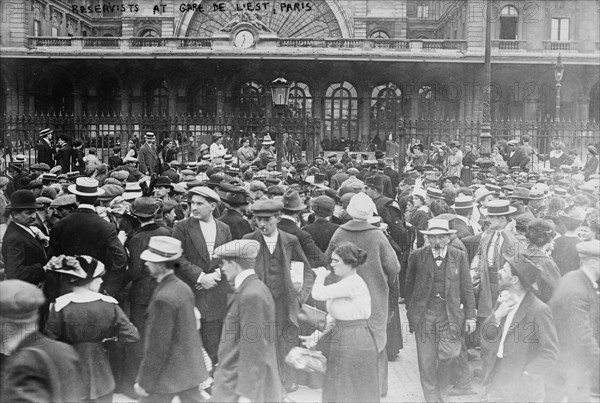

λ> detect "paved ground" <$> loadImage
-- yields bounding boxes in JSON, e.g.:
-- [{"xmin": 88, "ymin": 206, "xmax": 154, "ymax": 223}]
[{"xmin": 115, "ymin": 304, "xmax": 485, "ymax": 403}]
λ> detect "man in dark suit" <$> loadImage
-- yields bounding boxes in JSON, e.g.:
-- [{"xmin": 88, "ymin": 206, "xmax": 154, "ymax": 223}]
[
  {"xmin": 450, "ymin": 195, "xmax": 477, "ymax": 239},
  {"xmin": 242, "ymin": 199, "xmax": 314, "ymax": 391},
  {"xmin": 135, "ymin": 236, "xmax": 209, "ymax": 402},
  {"xmin": 53, "ymin": 135, "xmax": 72, "ymax": 174},
  {"xmin": 546, "ymin": 240, "xmax": 600, "ymax": 402},
  {"xmin": 406, "ymin": 218, "xmax": 477, "ymax": 402},
  {"xmin": 0, "ymin": 280, "xmax": 83, "ymax": 402},
  {"xmin": 363, "ymin": 160, "xmax": 394, "ymax": 198},
  {"xmin": 302, "ymin": 195, "xmax": 339, "ymax": 252},
  {"xmin": 481, "ymin": 253, "xmax": 559, "ymax": 402},
  {"xmin": 138, "ymin": 132, "xmax": 160, "ymax": 176},
  {"xmin": 37, "ymin": 128, "xmax": 54, "ymax": 167},
  {"xmin": 504, "ymin": 139, "xmax": 530, "ymax": 172},
  {"xmin": 122, "ymin": 197, "xmax": 172, "ymax": 394},
  {"xmin": 278, "ymin": 189, "xmax": 327, "ymax": 268},
  {"xmin": 211, "ymin": 239, "xmax": 281, "ymax": 403},
  {"xmin": 2, "ymin": 190, "xmax": 47, "ymax": 286},
  {"xmin": 49, "ymin": 177, "xmax": 127, "ymax": 299},
  {"xmin": 173, "ymin": 186, "xmax": 232, "ymax": 365},
  {"xmin": 217, "ymin": 182, "xmax": 252, "ymax": 240}
]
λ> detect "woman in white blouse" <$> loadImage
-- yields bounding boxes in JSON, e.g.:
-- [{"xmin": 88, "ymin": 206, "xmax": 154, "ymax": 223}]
[{"xmin": 301, "ymin": 242, "xmax": 379, "ymax": 403}]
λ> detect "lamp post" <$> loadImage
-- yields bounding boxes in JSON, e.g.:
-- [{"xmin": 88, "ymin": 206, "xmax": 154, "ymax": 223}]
[
  {"xmin": 553, "ymin": 54, "xmax": 564, "ymax": 122},
  {"xmin": 475, "ymin": 0, "xmax": 495, "ymax": 176},
  {"xmin": 270, "ymin": 77, "xmax": 291, "ymax": 171}
]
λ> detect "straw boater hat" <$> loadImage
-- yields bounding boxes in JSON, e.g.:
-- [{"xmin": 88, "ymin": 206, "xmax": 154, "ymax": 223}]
[
  {"xmin": 485, "ymin": 200, "xmax": 517, "ymax": 216},
  {"xmin": 141, "ymin": 236, "xmax": 183, "ymax": 263},
  {"xmin": 68, "ymin": 177, "xmax": 105, "ymax": 197},
  {"xmin": 452, "ymin": 195, "xmax": 474, "ymax": 210},
  {"xmin": 145, "ymin": 131, "xmax": 156, "ymax": 139},
  {"xmin": 261, "ymin": 134, "xmax": 275, "ymax": 146},
  {"xmin": 420, "ymin": 218, "xmax": 457, "ymax": 236}
]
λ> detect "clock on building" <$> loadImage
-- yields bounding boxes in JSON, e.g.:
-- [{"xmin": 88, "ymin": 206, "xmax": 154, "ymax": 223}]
[{"xmin": 234, "ymin": 30, "xmax": 255, "ymax": 48}]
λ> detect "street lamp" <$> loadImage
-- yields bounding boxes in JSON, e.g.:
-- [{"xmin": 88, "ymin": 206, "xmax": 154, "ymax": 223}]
[
  {"xmin": 553, "ymin": 54, "xmax": 564, "ymax": 121},
  {"xmin": 270, "ymin": 77, "xmax": 291, "ymax": 170}
]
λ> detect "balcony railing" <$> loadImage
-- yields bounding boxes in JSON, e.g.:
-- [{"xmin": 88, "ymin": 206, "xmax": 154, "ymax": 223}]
[
  {"xmin": 83, "ymin": 37, "xmax": 120, "ymax": 48},
  {"xmin": 543, "ymin": 40, "xmax": 575, "ymax": 51},
  {"xmin": 422, "ymin": 39, "xmax": 466, "ymax": 50},
  {"xmin": 492, "ymin": 39, "xmax": 527, "ymax": 50},
  {"xmin": 130, "ymin": 37, "xmax": 169, "ymax": 47},
  {"xmin": 180, "ymin": 38, "xmax": 212, "ymax": 48},
  {"xmin": 28, "ymin": 37, "xmax": 73, "ymax": 47}
]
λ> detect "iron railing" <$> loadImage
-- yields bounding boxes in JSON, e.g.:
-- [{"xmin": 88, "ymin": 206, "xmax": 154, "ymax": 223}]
[
  {"xmin": 0, "ymin": 114, "xmax": 322, "ymax": 166},
  {"xmin": 1, "ymin": 114, "xmax": 598, "ymax": 168}
]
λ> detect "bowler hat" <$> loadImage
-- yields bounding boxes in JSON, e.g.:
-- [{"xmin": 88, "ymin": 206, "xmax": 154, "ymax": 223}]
[
  {"xmin": 155, "ymin": 176, "xmax": 173, "ymax": 189},
  {"xmin": 7, "ymin": 190, "xmax": 43, "ymax": 210},
  {"xmin": 282, "ymin": 189, "xmax": 306, "ymax": 212},
  {"xmin": 141, "ymin": 236, "xmax": 183, "ymax": 263}
]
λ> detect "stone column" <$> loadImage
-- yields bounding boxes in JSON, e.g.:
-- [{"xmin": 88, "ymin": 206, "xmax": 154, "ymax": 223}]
[
  {"xmin": 359, "ymin": 87, "xmax": 370, "ymax": 144},
  {"xmin": 73, "ymin": 88, "xmax": 82, "ymax": 115}
]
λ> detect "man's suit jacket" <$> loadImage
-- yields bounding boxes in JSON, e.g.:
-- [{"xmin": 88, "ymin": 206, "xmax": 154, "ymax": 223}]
[
  {"xmin": 405, "ymin": 245, "xmax": 476, "ymax": 327},
  {"xmin": 49, "ymin": 208, "xmax": 128, "ymax": 298},
  {"xmin": 0, "ymin": 332, "xmax": 82, "ymax": 402},
  {"xmin": 126, "ymin": 223, "xmax": 172, "ymax": 305},
  {"xmin": 384, "ymin": 167, "xmax": 400, "ymax": 198},
  {"xmin": 54, "ymin": 144, "xmax": 71, "ymax": 173},
  {"xmin": 481, "ymin": 291, "xmax": 559, "ymax": 401},
  {"xmin": 302, "ymin": 218, "xmax": 339, "ymax": 252},
  {"xmin": 173, "ymin": 217, "xmax": 232, "ymax": 321},
  {"xmin": 278, "ymin": 218, "xmax": 327, "ymax": 268},
  {"xmin": 2, "ymin": 222, "xmax": 47, "ymax": 285},
  {"xmin": 212, "ymin": 274, "xmax": 281, "ymax": 403},
  {"xmin": 138, "ymin": 143, "xmax": 160, "ymax": 175},
  {"xmin": 37, "ymin": 139, "xmax": 54, "ymax": 167},
  {"xmin": 242, "ymin": 230, "xmax": 314, "ymax": 326},
  {"xmin": 450, "ymin": 216, "xmax": 474, "ymax": 240},
  {"xmin": 218, "ymin": 209, "xmax": 252, "ymax": 240},
  {"xmin": 364, "ymin": 171, "xmax": 394, "ymax": 198},
  {"xmin": 137, "ymin": 273, "xmax": 208, "ymax": 394},
  {"xmin": 549, "ymin": 270, "xmax": 600, "ymax": 376},
  {"xmin": 505, "ymin": 149, "xmax": 530, "ymax": 171}
]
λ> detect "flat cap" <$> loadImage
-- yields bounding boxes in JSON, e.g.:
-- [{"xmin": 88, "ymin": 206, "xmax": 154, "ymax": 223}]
[
  {"xmin": 131, "ymin": 197, "xmax": 160, "ymax": 218},
  {"xmin": 213, "ymin": 239, "xmax": 261, "ymax": 260},
  {"xmin": 50, "ymin": 194, "xmax": 76, "ymax": 208},
  {"xmin": 576, "ymin": 240, "xmax": 600, "ymax": 257},
  {"xmin": 0, "ymin": 280, "xmax": 45, "ymax": 322},
  {"xmin": 249, "ymin": 180, "xmax": 267, "ymax": 192},
  {"xmin": 188, "ymin": 186, "xmax": 220, "ymax": 202},
  {"xmin": 313, "ymin": 195, "xmax": 335, "ymax": 216},
  {"xmin": 98, "ymin": 184, "xmax": 124, "ymax": 200},
  {"xmin": 36, "ymin": 196, "xmax": 53, "ymax": 206},
  {"xmin": 250, "ymin": 199, "xmax": 284, "ymax": 217}
]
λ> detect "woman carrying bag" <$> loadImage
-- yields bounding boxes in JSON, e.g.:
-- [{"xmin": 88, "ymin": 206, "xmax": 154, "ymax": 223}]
[{"xmin": 301, "ymin": 242, "xmax": 379, "ymax": 403}]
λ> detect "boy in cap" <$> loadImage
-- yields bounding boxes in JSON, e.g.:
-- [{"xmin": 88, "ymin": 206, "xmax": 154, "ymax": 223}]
[
  {"xmin": 302, "ymin": 195, "xmax": 339, "ymax": 252},
  {"xmin": 211, "ymin": 239, "xmax": 281, "ymax": 403},
  {"xmin": 0, "ymin": 280, "xmax": 83, "ymax": 402}
]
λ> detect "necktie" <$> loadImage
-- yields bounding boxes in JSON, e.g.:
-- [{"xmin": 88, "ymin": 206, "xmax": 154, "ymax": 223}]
[{"xmin": 487, "ymin": 231, "xmax": 500, "ymax": 267}]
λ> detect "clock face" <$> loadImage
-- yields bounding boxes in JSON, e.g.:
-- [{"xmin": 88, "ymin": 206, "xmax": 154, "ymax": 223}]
[{"xmin": 234, "ymin": 30, "xmax": 254, "ymax": 48}]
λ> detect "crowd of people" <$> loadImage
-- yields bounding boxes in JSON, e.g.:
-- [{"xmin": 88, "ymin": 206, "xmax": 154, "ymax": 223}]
[{"xmin": 0, "ymin": 127, "xmax": 599, "ymax": 403}]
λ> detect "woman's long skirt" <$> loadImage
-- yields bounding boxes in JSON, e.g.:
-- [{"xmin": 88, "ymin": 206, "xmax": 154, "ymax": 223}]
[{"xmin": 321, "ymin": 319, "xmax": 379, "ymax": 403}]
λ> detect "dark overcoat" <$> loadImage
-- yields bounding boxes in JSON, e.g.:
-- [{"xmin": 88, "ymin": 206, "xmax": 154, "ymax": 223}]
[
  {"xmin": 172, "ymin": 217, "xmax": 232, "ymax": 321},
  {"xmin": 54, "ymin": 144, "xmax": 72, "ymax": 173},
  {"xmin": 211, "ymin": 274, "xmax": 281, "ymax": 402},
  {"xmin": 1, "ymin": 221, "xmax": 47, "ymax": 285},
  {"xmin": 0, "ymin": 332, "xmax": 83, "ymax": 402},
  {"xmin": 302, "ymin": 217, "xmax": 339, "ymax": 252},
  {"xmin": 137, "ymin": 273, "xmax": 208, "ymax": 394},
  {"xmin": 481, "ymin": 291, "xmax": 559, "ymax": 401},
  {"xmin": 37, "ymin": 139, "xmax": 54, "ymax": 167},
  {"xmin": 49, "ymin": 208, "xmax": 128, "ymax": 298},
  {"xmin": 218, "ymin": 209, "xmax": 252, "ymax": 240},
  {"xmin": 278, "ymin": 218, "xmax": 327, "ymax": 268}
]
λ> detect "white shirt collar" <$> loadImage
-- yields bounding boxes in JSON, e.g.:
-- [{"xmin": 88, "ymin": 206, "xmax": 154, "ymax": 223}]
[
  {"xmin": 78, "ymin": 203, "xmax": 95, "ymax": 210},
  {"xmin": 432, "ymin": 246, "xmax": 448, "ymax": 258},
  {"xmin": 234, "ymin": 269, "xmax": 256, "ymax": 290},
  {"xmin": 280, "ymin": 214, "xmax": 299, "ymax": 226},
  {"xmin": 582, "ymin": 270, "xmax": 599, "ymax": 289},
  {"xmin": 54, "ymin": 289, "xmax": 118, "ymax": 312}
]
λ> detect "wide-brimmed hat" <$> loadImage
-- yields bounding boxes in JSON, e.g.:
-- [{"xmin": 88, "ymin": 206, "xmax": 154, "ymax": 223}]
[
  {"xmin": 141, "ymin": 236, "xmax": 183, "ymax": 263},
  {"xmin": 219, "ymin": 182, "xmax": 250, "ymax": 205},
  {"xmin": 66, "ymin": 171, "xmax": 81, "ymax": 181},
  {"xmin": 6, "ymin": 190, "xmax": 43, "ymax": 210},
  {"xmin": 68, "ymin": 177, "xmax": 105, "ymax": 197},
  {"xmin": 420, "ymin": 218, "xmax": 457, "ymax": 235},
  {"xmin": 502, "ymin": 253, "xmax": 542, "ymax": 290},
  {"xmin": 282, "ymin": 189, "xmax": 306, "ymax": 212},
  {"xmin": 485, "ymin": 200, "xmax": 517, "ymax": 216},
  {"xmin": 44, "ymin": 255, "xmax": 106, "ymax": 284},
  {"xmin": 587, "ymin": 145, "xmax": 598, "ymax": 156},
  {"xmin": 261, "ymin": 134, "xmax": 275, "ymax": 146}
]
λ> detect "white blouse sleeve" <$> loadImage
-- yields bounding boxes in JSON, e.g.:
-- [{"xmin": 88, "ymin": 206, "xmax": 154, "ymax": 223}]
[{"xmin": 312, "ymin": 274, "xmax": 360, "ymax": 301}]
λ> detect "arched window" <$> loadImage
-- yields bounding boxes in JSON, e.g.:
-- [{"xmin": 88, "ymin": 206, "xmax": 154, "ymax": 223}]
[
  {"xmin": 97, "ymin": 79, "xmax": 121, "ymax": 115},
  {"xmin": 189, "ymin": 81, "xmax": 217, "ymax": 116},
  {"xmin": 369, "ymin": 30, "xmax": 390, "ymax": 39},
  {"xmin": 238, "ymin": 80, "xmax": 265, "ymax": 116},
  {"xmin": 551, "ymin": 17, "xmax": 570, "ymax": 41},
  {"xmin": 500, "ymin": 5, "xmax": 518, "ymax": 40},
  {"xmin": 324, "ymin": 81, "xmax": 358, "ymax": 141},
  {"xmin": 144, "ymin": 79, "xmax": 169, "ymax": 116},
  {"xmin": 139, "ymin": 28, "xmax": 159, "ymax": 37},
  {"xmin": 288, "ymin": 82, "xmax": 312, "ymax": 118},
  {"xmin": 370, "ymin": 83, "xmax": 402, "ymax": 143}
]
